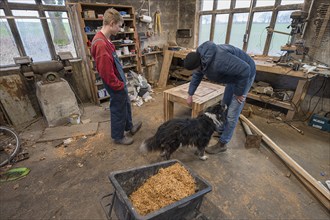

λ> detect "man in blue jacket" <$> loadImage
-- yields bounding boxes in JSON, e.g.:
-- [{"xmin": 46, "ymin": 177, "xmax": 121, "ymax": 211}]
[{"xmin": 184, "ymin": 41, "xmax": 256, "ymax": 154}]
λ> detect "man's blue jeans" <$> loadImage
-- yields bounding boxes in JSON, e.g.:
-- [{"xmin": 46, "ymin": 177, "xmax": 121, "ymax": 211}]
[{"xmin": 219, "ymin": 76, "xmax": 255, "ymax": 144}]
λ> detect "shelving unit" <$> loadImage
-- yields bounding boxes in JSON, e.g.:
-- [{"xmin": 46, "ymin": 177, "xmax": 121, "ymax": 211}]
[{"xmin": 74, "ymin": 3, "xmax": 141, "ymax": 104}]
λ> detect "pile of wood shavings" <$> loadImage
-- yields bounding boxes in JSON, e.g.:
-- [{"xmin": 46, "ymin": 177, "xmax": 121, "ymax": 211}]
[{"xmin": 129, "ymin": 163, "xmax": 196, "ymax": 216}]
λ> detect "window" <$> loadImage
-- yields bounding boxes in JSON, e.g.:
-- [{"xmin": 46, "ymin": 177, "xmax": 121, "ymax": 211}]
[
  {"xmin": 8, "ymin": 0, "xmax": 35, "ymax": 3},
  {"xmin": 281, "ymin": 0, "xmax": 304, "ymax": 5},
  {"xmin": 199, "ymin": 15, "xmax": 212, "ymax": 45},
  {"xmin": 235, "ymin": 0, "xmax": 251, "ymax": 8},
  {"xmin": 230, "ymin": 13, "xmax": 248, "ymax": 49},
  {"xmin": 269, "ymin": 10, "xmax": 294, "ymax": 56},
  {"xmin": 12, "ymin": 10, "xmax": 51, "ymax": 62},
  {"xmin": 0, "ymin": 9, "xmax": 20, "ymax": 66},
  {"xmin": 46, "ymin": 11, "xmax": 77, "ymax": 57},
  {"xmin": 217, "ymin": 0, "xmax": 231, "ymax": 10},
  {"xmin": 42, "ymin": 0, "xmax": 65, "ymax": 6},
  {"xmin": 0, "ymin": 1, "xmax": 77, "ymax": 67},
  {"xmin": 247, "ymin": 11, "xmax": 272, "ymax": 54},
  {"xmin": 197, "ymin": 0, "xmax": 303, "ymax": 56},
  {"xmin": 213, "ymin": 14, "xmax": 229, "ymax": 44},
  {"xmin": 256, "ymin": 0, "xmax": 275, "ymax": 7},
  {"xmin": 201, "ymin": 0, "xmax": 214, "ymax": 11}
]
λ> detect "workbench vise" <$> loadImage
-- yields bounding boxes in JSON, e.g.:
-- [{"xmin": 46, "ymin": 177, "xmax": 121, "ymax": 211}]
[{"xmin": 14, "ymin": 52, "xmax": 73, "ymax": 83}]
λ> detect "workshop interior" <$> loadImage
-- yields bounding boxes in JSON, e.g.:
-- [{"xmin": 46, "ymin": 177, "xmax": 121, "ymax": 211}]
[{"xmin": 0, "ymin": 0, "xmax": 329, "ymax": 219}]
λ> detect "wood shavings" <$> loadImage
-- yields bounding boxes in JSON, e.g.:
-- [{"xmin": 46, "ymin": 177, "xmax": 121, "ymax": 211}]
[{"xmin": 129, "ymin": 163, "xmax": 196, "ymax": 216}]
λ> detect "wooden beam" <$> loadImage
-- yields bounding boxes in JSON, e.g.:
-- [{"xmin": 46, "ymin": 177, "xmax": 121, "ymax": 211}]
[
  {"xmin": 158, "ymin": 50, "xmax": 174, "ymax": 88},
  {"xmin": 240, "ymin": 114, "xmax": 330, "ymax": 210}
]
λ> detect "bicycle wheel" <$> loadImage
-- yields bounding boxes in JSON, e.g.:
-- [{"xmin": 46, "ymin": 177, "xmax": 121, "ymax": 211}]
[{"xmin": 0, "ymin": 126, "xmax": 20, "ymax": 167}]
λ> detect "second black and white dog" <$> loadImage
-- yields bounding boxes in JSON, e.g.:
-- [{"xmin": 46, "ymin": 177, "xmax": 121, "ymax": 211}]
[{"xmin": 140, "ymin": 104, "xmax": 227, "ymax": 161}]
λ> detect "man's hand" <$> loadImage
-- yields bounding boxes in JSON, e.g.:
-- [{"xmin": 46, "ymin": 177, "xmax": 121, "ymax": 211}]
[
  {"xmin": 235, "ymin": 95, "xmax": 246, "ymax": 104},
  {"xmin": 187, "ymin": 95, "xmax": 193, "ymax": 106}
]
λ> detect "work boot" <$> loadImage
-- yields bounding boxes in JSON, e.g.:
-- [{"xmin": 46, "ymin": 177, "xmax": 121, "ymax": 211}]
[
  {"xmin": 129, "ymin": 121, "xmax": 142, "ymax": 135},
  {"xmin": 114, "ymin": 136, "xmax": 133, "ymax": 145},
  {"xmin": 205, "ymin": 141, "xmax": 227, "ymax": 154}
]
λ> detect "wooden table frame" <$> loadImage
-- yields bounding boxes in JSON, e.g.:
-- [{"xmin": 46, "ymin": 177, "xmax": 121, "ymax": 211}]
[{"xmin": 163, "ymin": 81, "xmax": 225, "ymax": 121}]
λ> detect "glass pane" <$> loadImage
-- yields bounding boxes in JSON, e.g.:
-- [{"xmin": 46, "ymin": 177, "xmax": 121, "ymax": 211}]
[
  {"xmin": 269, "ymin": 10, "xmax": 293, "ymax": 56},
  {"xmin": 217, "ymin": 0, "xmax": 231, "ymax": 9},
  {"xmin": 213, "ymin": 14, "xmax": 229, "ymax": 44},
  {"xmin": 235, "ymin": 0, "xmax": 251, "ymax": 8},
  {"xmin": 42, "ymin": 0, "xmax": 65, "ymax": 6},
  {"xmin": 281, "ymin": 0, "xmax": 304, "ymax": 5},
  {"xmin": 45, "ymin": 11, "xmax": 77, "ymax": 57},
  {"xmin": 198, "ymin": 15, "xmax": 212, "ymax": 45},
  {"xmin": 256, "ymin": 0, "xmax": 275, "ymax": 7},
  {"xmin": 247, "ymin": 11, "xmax": 272, "ymax": 55},
  {"xmin": 0, "ymin": 10, "xmax": 20, "ymax": 66},
  {"xmin": 201, "ymin": 0, "xmax": 214, "ymax": 11},
  {"xmin": 8, "ymin": 0, "xmax": 35, "ymax": 3},
  {"xmin": 229, "ymin": 13, "xmax": 248, "ymax": 49},
  {"xmin": 12, "ymin": 10, "xmax": 51, "ymax": 62}
]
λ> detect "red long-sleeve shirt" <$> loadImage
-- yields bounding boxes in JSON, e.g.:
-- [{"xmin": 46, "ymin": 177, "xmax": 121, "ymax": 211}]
[{"xmin": 91, "ymin": 32, "xmax": 124, "ymax": 91}]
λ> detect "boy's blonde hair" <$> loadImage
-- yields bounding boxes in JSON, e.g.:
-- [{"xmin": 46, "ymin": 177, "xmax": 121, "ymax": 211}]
[{"xmin": 103, "ymin": 8, "xmax": 123, "ymax": 26}]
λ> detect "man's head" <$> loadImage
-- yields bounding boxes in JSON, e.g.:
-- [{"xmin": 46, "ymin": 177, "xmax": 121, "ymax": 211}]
[
  {"xmin": 103, "ymin": 8, "xmax": 124, "ymax": 35},
  {"xmin": 184, "ymin": 52, "xmax": 201, "ymax": 70}
]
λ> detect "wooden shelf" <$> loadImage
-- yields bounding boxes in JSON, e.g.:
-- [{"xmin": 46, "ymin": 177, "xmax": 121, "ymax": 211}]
[
  {"xmin": 118, "ymin": 31, "xmax": 135, "ymax": 34},
  {"xmin": 84, "ymin": 18, "xmax": 133, "ymax": 21},
  {"xmin": 247, "ymin": 92, "xmax": 294, "ymax": 110},
  {"xmin": 83, "ymin": 18, "xmax": 103, "ymax": 21},
  {"xmin": 119, "ymin": 54, "xmax": 136, "ymax": 58},
  {"xmin": 142, "ymin": 51, "xmax": 163, "ymax": 56},
  {"xmin": 99, "ymin": 95, "xmax": 110, "ymax": 101},
  {"xmin": 123, "ymin": 64, "xmax": 137, "ymax": 69},
  {"xmin": 76, "ymin": 2, "xmax": 141, "ymax": 105},
  {"xmin": 120, "ymin": 43, "xmax": 135, "ymax": 46}
]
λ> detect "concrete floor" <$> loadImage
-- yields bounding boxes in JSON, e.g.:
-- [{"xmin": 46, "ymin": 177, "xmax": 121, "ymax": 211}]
[{"xmin": 0, "ymin": 86, "xmax": 329, "ymax": 219}]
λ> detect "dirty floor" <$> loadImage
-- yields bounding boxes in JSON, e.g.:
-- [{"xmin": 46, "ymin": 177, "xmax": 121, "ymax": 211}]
[{"xmin": 0, "ymin": 86, "xmax": 329, "ymax": 220}]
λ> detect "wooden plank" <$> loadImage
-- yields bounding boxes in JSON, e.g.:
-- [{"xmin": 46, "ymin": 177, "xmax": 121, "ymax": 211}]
[
  {"xmin": 37, "ymin": 122, "xmax": 99, "ymax": 142},
  {"xmin": 0, "ymin": 75, "xmax": 36, "ymax": 126},
  {"xmin": 239, "ymin": 115, "xmax": 330, "ymax": 209},
  {"xmin": 158, "ymin": 50, "xmax": 174, "ymax": 88}
]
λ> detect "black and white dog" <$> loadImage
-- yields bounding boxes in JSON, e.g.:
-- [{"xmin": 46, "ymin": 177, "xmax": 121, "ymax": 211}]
[{"xmin": 140, "ymin": 104, "xmax": 227, "ymax": 161}]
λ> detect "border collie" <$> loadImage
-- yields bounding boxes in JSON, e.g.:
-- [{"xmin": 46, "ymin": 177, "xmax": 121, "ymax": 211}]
[{"xmin": 140, "ymin": 104, "xmax": 226, "ymax": 160}]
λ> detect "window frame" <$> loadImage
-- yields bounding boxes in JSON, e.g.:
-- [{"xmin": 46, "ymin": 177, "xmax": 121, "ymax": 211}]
[
  {"xmin": 197, "ymin": 0, "xmax": 304, "ymax": 56},
  {"xmin": 0, "ymin": 0, "xmax": 76, "ymax": 68}
]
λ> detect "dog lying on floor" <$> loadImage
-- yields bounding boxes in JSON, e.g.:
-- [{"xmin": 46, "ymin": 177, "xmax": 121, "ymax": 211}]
[{"xmin": 140, "ymin": 104, "xmax": 227, "ymax": 161}]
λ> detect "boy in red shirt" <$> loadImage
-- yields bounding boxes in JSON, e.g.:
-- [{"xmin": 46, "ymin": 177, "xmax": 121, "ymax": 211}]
[{"xmin": 91, "ymin": 8, "xmax": 142, "ymax": 145}]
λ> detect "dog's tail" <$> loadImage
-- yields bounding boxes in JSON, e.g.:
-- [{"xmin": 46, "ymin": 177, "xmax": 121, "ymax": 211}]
[{"xmin": 140, "ymin": 136, "xmax": 160, "ymax": 153}]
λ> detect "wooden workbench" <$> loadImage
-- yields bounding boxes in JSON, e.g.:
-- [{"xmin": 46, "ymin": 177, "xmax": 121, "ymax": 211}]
[
  {"xmin": 251, "ymin": 57, "xmax": 317, "ymax": 120},
  {"xmin": 159, "ymin": 50, "xmax": 318, "ymax": 120},
  {"xmin": 163, "ymin": 81, "xmax": 225, "ymax": 121}
]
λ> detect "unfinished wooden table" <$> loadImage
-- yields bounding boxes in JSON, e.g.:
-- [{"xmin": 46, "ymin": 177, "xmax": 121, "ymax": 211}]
[{"xmin": 163, "ymin": 81, "xmax": 225, "ymax": 121}]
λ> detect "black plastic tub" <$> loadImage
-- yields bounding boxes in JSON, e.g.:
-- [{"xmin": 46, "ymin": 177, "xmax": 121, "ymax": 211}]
[{"xmin": 108, "ymin": 159, "xmax": 212, "ymax": 220}]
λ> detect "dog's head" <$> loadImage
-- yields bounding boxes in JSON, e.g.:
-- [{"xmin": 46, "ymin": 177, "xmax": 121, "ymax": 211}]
[{"xmin": 203, "ymin": 103, "xmax": 227, "ymax": 128}]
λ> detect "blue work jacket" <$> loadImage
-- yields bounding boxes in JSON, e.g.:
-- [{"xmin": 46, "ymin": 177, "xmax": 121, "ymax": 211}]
[{"xmin": 188, "ymin": 41, "xmax": 256, "ymax": 97}]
